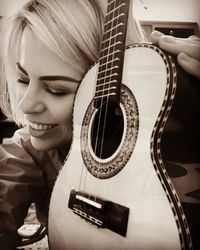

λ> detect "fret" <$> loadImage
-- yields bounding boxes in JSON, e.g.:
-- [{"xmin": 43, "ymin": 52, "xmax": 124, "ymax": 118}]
[
  {"xmin": 100, "ymin": 41, "xmax": 122, "ymax": 54},
  {"xmin": 99, "ymin": 61, "xmax": 120, "ymax": 70},
  {"xmin": 106, "ymin": 1, "xmax": 127, "ymax": 19},
  {"xmin": 102, "ymin": 22, "xmax": 124, "ymax": 37},
  {"xmin": 107, "ymin": 0, "xmax": 126, "ymax": 13},
  {"xmin": 99, "ymin": 57, "xmax": 121, "ymax": 69},
  {"xmin": 95, "ymin": 86, "xmax": 117, "ymax": 95},
  {"xmin": 97, "ymin": 70, "xmax": 120, "ymax": 85},
  {"xmin": 106, "ymin": 2, "xmax": 126, "ymax": 16},
  {"xmin": 102, "ymin": 3, "xmax": 127, "ymax": 44},
  {"xmin": 103, "ymin": 20, "xmax": 126, "ymax": 42},
  {"xmin": 99, "ymin": 49, "xmax": 122, "ymax": 62},
  {"xmin": 96, "ymin": 81, "xmax": 119, "ymax": 99},
  {"xmin": 98, "ymin": 60, "xmax": 122, "ymax": 81},
  {"xmin": 100, "ymin": 41, "xmax": 124, "ymax": 59},
  {"xmin": 107, "ymin": 0, "xmax": 125, "ymax": 7},
  {"xmin": 99, "ymin": 47, "xmax": 124, "ymax": 67},
  {"xmin": 94, "ymin": 92, "xmax": 116, "ymax": 100},
  {"xmin": 98, "ymin": 58, "xmax": 120, "ymax": 69},
  {"xmin": 103, "ymin": 21, "xmax": 125, "ymax": 41},
  {"xmin": 100, "ymin": 33, "xmax": 123, "ymax": 49},
  {"xmin": 104, "ymin": 13, "xmax": 125, "ymax": 28},
  {"xmin": 96, "ymin": 80, "xmax": 117, "ymax": 89},
  {"xmin": 97, "ymin": 79, "xmax": 118, "ymax": 88},
  {"xmin": 98, "ymin": 65, "xmax": 119, "ymax": 76},
  {"xmin": 97, "ymin": 73, "xmax": 119, "ymax": 83},
  {"xmin": 94, "ymin": 0, "xmax": 130, "ymax": 108}
]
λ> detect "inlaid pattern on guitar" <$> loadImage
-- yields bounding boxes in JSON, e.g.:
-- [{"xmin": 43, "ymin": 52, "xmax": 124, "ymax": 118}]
[{"xmin": 81, "ymin": 84, "xmax": 139, "ymax": 179}]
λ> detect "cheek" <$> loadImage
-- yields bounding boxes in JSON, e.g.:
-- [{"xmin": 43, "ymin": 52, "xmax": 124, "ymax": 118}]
[
  {"xmin": 7, "ymin": 83, "xmax": 26, "ymax": 122},
  {"xmin": 16, "ymin": 85, "xmax": 26, "ymax": 102},
  {"xmin": 51, "ymin": 95, "xmax": 75, "ymax": 124},
  {"xmin": 6, "ymin": 61, "xmax": 24, "ymax": 102},
  {"xmin": 16, "ymin": 86, "xmax": 27, "ymax": 119}
]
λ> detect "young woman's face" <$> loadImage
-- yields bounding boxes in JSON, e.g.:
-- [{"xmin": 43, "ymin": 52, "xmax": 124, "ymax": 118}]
[{"xmin": 16, "ymin": 28, "xmax": 82, "ymax": 151}]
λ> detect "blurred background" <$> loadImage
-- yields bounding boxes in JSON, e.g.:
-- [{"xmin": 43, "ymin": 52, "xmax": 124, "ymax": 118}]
[{"xmin": 0, "ymin": 0, "xmax": 200, "ymax": 36}]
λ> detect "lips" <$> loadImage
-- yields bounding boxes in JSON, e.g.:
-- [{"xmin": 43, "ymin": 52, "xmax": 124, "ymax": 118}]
[
  {"xmin": 29, "ymin": 121, "xmax": 57, "ymax": 131},
  {"xmin": 28, "ymin": 121, "xmax": 58, "ymax": 137}
]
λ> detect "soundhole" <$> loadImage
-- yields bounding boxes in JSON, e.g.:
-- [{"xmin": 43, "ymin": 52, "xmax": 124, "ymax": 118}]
[
  {"xmin": 91, "ymin": 101, "xmax": 124, "ymax": 159},
  {"xmin": 81, "ymin": 84, "xmax": 138, "ymax": 179}
]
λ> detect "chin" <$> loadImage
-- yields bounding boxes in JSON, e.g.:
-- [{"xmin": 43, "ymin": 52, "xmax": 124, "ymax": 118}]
[{"xmin": 30, "ymin": 137, "xmax": 59, "ymax": 151}]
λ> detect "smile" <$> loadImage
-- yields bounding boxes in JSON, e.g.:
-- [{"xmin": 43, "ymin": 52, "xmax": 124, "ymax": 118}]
[{"xmin": 29, "ymin": 121, "xmax": 58, "ymax": 131}]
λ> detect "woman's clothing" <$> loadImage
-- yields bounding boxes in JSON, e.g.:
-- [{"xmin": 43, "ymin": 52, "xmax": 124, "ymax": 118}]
[{"xmin": 0, "ymin": 127, "xmax": 63, "ymax": 249}]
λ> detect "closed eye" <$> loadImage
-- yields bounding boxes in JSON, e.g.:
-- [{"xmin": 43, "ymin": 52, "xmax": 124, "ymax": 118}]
[
  {"xmin": 17, "ymin": 78, "xmax": 29, "ymax": 85},
  {"xmin": 46, "ymin": 87, "xmax": 68, "ymax": 96}
]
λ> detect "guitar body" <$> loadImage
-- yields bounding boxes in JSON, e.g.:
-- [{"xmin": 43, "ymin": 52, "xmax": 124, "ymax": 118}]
[{"xmin": 48, "ymin": 44, "xmax": 190, "ymax": 250}]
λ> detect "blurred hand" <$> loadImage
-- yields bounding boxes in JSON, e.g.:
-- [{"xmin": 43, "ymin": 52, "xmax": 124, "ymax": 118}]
[{"xmin": 150, "ymin": 30, "xmax": 200, "ymax": 79}]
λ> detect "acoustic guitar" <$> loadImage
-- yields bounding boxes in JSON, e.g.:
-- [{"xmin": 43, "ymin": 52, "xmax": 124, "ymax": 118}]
[{"xmin": 48, "ymin": 0, "xmax": 194, "ymax": 249}]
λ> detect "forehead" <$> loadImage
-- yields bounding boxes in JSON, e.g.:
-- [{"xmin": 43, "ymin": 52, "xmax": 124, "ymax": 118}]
[{"xmin": 19, "ymin": 27, "xmax": 72, "ymax": 76}]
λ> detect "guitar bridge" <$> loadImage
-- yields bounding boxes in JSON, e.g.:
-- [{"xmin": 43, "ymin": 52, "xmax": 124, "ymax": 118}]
[{"xmin": 68, "ymin": 189, "xmax": 129, "ymax": 237}]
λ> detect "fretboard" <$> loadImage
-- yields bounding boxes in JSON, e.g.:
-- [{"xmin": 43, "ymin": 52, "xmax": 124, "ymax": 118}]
[{"xmin": 94, "ymin": 0, "xmax": 130, "ymax": 108}]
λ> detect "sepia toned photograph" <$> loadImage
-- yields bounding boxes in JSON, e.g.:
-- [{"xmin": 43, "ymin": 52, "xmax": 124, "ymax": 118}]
[{"xmin": 0, "ymin": 0, "xmax": 199, "ymax": 249}]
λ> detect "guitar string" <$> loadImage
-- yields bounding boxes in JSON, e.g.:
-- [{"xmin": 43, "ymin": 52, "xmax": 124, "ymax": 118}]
[
  {"xmin": 77, "ymin": 0, "xmax": 117, "ymax": 205},
  {"xmin": 78, "ymin": 0, "xmax": 125, "ymax": 212},
  {"xmin": 98, "ymin": 0, "xmax": 121, "ymax": 162},
  {"xmin": 88, "ymin": 0, "xmax": 119, "ymax": 203},
  {"xmin": 95, "ymin": 0, "xmax": 121, "ymax": 185},
  {"xmin": 93, "ymin": 0, "xmax": 125, "ymax": 208},
  {"xmin": 97, "ymin": 0, "xmax": 127, "ymax": 177},
  {"xmin": 93, "ymin": 0, "xmax": 116, "ymax": 159},
  {"xmin": 77, "ymin": 0, "xmax": 118, "ymax": 196},
  {"xmin": 92, "ymin": 0, "xmax": 126, "ymax": 201}
]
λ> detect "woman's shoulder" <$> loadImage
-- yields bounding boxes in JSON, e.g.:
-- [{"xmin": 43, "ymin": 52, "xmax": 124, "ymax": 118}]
[{"xmin": 0, "ymin": 126, "xmax": 31, "ymax": 161}]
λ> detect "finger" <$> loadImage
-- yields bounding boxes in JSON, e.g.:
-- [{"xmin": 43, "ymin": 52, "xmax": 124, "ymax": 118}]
[
  {"xmin": 159, "ymin": 36, "xmax": 200, "ymax": 60},
  {"xmin": 188, "ymin": 35, "xmax": 200, "ymax": 42},
  {"xmin": 177, "ymin": 52, "xmax": 200, "ymax": 79},
  {"xmin": 150, "ymin": 31, "xmax": 200, "ymax": 44},
  {"xmin": 149, "ymin": 30, "xmax": 164, "ymax": 44}
]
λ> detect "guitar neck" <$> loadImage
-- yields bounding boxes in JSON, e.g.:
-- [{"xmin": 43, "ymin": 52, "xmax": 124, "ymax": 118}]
[{"xmin": 94, "ymin": 0, "xmax": 130, "ymax": 108}]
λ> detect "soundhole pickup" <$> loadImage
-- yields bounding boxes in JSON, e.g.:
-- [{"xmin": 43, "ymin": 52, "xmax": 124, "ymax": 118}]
[{"xmin": 68, "ymin": 189, "xmax": 129, "ymax": 237}]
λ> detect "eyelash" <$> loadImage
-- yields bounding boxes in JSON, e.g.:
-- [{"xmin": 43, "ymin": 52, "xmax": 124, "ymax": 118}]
[
  {"xmin": 17, "ymin": 78, "xmax": 68, "ymax": 97},
  {"xmin": 46, "ymin": 88, "xmax": 68, "ymax": 96},
  {"xmin": 17, "ymin": 78, "xmax": 29, "ymax": 85}
]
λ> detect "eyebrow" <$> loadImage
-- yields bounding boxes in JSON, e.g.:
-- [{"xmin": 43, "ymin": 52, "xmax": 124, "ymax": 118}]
[
  {"xmin": 16, "ymin": 62, "xmax": 80, "ymax": 83},
  {"xmin": 39, "ymin": 76, "xmax": 80, "ymax": 83}
]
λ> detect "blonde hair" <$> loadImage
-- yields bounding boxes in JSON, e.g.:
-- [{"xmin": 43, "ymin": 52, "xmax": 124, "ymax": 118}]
[
  {"xmin": 0, "ymin": 0, "xmax": 144, "ymax": 124},
  {"xmin": 0, "ymin": 0, "xmax": 107, "ymax": 123}
]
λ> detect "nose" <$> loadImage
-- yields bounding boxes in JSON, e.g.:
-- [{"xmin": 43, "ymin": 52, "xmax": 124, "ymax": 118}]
[{"xmin": 19, "ymin": 81, "xmax": 45, "ymax": 115}]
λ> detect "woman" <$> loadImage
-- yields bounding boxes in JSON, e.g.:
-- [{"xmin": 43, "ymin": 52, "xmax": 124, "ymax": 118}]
[
  {"xmin": 0, "ymin": 0, "xmax": 199, "ymax": 249},
  {"xmin": 0, "ymin": 1, "xmax": 107, "ymax": 249}
]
